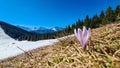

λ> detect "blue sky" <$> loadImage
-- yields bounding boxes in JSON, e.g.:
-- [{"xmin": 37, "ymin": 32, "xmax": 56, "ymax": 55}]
[{"xmin": 0, "ymin": 0, "xmax": 120, "ymax": 28}]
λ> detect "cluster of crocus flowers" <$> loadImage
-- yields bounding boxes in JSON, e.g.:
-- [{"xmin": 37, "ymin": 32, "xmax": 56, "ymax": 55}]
[{"xmin": 74, "ymin": 26, "xmax": 91, "ymax": 50}]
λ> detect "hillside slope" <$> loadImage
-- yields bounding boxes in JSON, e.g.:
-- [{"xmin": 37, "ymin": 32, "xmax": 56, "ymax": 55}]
[
  {"xmin": 0, "ymin": 22, "xmax": 120, "ymax": 68},
  {"xmin": 0, "ymin": 26, "xmax": 15, "ymax": 46},
  {"xmin": 0, "ymin": 21, "xmax": 34, "ymax": 40}
]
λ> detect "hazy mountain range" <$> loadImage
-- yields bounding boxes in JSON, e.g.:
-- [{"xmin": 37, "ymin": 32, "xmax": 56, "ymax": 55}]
[{"xmin": 17, "ymin": 26, "xmax": 63, "ymax": 34}]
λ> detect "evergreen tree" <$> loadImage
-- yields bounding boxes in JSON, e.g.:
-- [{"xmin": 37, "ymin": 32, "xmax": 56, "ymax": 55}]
[
  {"xmin": 103, "ymin": 6, "xmax": 116, "ymax": 24},
  {"xmin": 65, "ymin": 25, "xmax": 71, "ymax": 34},
  {"xmin": 100, "ymin": 11, "xmax": 105, "ymax": 24},
  {"xmin": 76, "ymin": 19, "xmax": 83, "ymax": 28},
  {"xmin": 84, "ymin": 15, "xmax": 91, "ymax": 28},
  {"xmin": 115, "ymin": 5, "xmax": 120, "ymax": 17},
  {"xmin": 91, "ymin": 14, "xmax": 100, "ymax": 28}
]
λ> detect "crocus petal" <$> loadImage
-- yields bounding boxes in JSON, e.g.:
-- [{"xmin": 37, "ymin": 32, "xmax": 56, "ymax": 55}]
[
  {"xmin": 78, "ymin": 28, "xmax": 83, "ymax": 46},
  {"xmin": 85, "ymin": 28, "xmax": 91, "ymax": 43},
  {"xmin": 74, "ymin": 29, "xmax": 80, "ymax": 42},
  {"xmin": 82, "ymin": 26, "xmax": 88, "ymax": 48},
  {"xmin": 82, "ymin": 26, "xmax": 88, "ymax": 42},
  {"xmin": 82, "ymin": 26, "xmax": 87, "ymax": 36},
  {"xmin": 83, "ymin": 28, "xmax": 91, "ymax": 50},
  {"xmin": 74, "ymin": 29, "xmax": 79, "ymax": 40}
]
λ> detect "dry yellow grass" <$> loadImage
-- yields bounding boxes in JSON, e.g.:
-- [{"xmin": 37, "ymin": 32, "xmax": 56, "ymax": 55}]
[{"xmin": 0, "ymin": 22, "xmax": 120, "ymax": 68}]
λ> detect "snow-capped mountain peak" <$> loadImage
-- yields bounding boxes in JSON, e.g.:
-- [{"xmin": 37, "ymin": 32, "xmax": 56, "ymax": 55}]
[
  {"xmin": 51, "ymin": 27, "xmax": 57, "ymax": 31},
  {"xmin": 51, "ymin": 27, "xmax": 63, "ymax": 32}
]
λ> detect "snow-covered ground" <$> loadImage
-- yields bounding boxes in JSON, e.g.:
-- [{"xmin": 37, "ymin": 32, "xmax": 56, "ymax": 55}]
[
  {"xmin": 0, "ymin": 27, "xmax": 58, "ymax": 60},
  {"xmin": 0, "ymin": 27, "xmax": 74, "ymax": 60}
]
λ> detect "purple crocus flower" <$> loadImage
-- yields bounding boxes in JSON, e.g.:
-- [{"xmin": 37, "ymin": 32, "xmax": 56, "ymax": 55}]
[{"xmin": 74, "ymin": 26, "xmax": 91, "ymax": 50}]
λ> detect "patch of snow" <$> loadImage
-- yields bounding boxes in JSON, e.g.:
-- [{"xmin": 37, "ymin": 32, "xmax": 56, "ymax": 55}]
[
  {"xmin": 0, "ymin": 27, "xmax": 73, "ymax": 60},
  {"xmin": 0, "ymin": 39, "xmax": 58, "ymax": 60}
]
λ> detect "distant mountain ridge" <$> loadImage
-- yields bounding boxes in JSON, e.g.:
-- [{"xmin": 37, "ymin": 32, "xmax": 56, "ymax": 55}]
[{"xmin": 17, "ymin": 26, "xmax": 63, "ymax": 34}]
